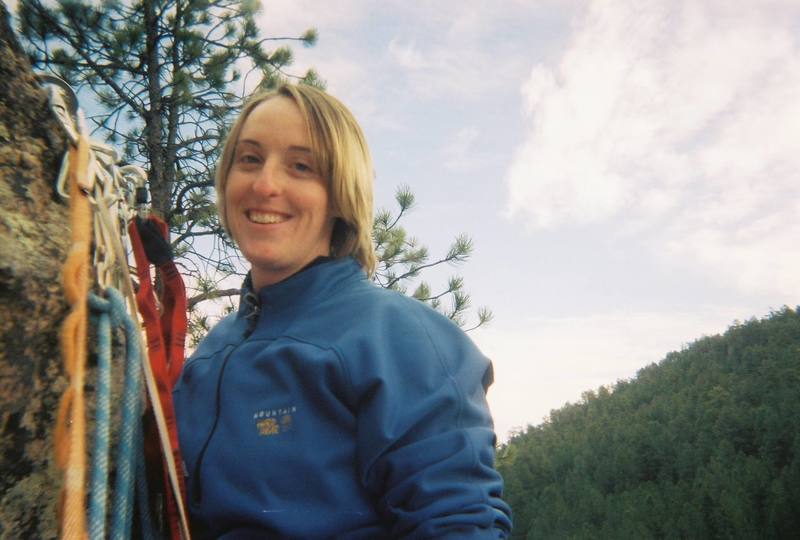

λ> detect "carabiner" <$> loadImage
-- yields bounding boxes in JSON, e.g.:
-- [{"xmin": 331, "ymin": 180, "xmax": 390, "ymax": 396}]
[{"xmin": 39, "ymin": 74, "xmax": 79, "ymax": 146}]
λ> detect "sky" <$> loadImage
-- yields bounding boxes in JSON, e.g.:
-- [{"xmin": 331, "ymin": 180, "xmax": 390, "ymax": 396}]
[
  {"xmin": 9, "ymin": 0, "xmax": 798, "ymax": 442},
  {"xmin": 253, "ymin": 0, "xmax": 800, "ymax": 442}
]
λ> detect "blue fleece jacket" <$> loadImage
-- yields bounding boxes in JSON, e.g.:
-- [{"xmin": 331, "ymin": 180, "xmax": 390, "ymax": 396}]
[{"xmin": 173, "ymin": 257, "xmax": 512, "ymax": 539}]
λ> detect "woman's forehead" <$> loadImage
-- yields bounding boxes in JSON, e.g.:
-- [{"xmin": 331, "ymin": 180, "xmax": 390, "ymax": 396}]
[{"xmin": 237, "ymin": 97, "xmax": 310, "ymax": 146}]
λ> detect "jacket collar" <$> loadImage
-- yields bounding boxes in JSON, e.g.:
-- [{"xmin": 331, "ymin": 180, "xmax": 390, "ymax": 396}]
[{"xmin": 237, "ymin": 256, "xmax": 365, "ymax": 322}]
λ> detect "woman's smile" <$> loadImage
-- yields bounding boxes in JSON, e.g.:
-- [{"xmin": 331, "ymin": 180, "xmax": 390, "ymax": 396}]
[{"xmin": 246, "ymin": 210, "xmax": 290, "ymax": 225}]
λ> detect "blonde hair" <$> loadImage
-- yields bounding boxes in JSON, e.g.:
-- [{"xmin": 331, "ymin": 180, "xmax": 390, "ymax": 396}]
[{"xmin": 215, "ymin": 83, "xmax": 376, "ymax": 275}]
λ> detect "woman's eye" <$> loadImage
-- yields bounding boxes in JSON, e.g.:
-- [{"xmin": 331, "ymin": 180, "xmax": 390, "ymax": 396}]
[
  {"xmin": 292, "ymin": 162, "xmax": 314, "ymax": 173},
  {"xmin": 238, "ymin": 154, "xmax": 260, "ymax": 164}
]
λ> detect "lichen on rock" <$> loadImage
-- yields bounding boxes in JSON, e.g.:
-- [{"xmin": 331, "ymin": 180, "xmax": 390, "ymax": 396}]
[{"xmin": 0, "ymin": 1, "xmax": 70, "ymax": 537}]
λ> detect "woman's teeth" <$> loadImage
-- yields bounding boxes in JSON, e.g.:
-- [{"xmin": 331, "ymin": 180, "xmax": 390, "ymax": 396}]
[{"xmin": 248, "ymin": 211, "xmax": 288, "ymax": 224}]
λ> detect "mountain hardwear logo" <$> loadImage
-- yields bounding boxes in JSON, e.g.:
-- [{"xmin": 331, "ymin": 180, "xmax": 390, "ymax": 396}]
[{"xmin": 253, "ymin": 405, "xmax": 296, "ymax": 436}]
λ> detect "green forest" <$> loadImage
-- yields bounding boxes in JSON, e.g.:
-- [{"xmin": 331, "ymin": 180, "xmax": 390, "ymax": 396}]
[{"xmin": 497, "ymin": 307, "xmax": 800, "ymax": 539}]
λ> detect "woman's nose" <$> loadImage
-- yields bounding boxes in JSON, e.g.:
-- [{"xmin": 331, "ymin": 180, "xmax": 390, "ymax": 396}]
[{"xmin": 252, "ymin": 159, "xmax": 282, "ymax": 196}]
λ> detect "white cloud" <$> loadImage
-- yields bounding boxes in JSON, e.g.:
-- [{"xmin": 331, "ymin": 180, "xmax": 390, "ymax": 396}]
[{"xmin": 506, "ymin": 0, "xmax": 800, "ymax": 295}]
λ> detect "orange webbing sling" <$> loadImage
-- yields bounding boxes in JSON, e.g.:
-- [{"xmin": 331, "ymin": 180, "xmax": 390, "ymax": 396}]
[
  {"xmin": 55, "ymin": 130, "xmax": 91, "ymax": 539},
  {"xmin": 128, "ymin": 216, "xmax": 188, "ymax": 540}
]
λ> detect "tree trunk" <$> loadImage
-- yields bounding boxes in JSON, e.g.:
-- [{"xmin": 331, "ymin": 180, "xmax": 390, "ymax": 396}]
[{"xmin": 0, "ymin": 2, "xmax": 69, "ymax": 537}]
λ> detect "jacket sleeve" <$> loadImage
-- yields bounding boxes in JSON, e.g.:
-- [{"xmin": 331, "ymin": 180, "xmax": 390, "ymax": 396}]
[{"xmin": 346, "ymin": 302, "xmax": 513, "ymax": 539}]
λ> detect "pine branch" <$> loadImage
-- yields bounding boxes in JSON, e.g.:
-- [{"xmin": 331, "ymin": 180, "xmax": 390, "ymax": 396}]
[{"xmin": 188, "ymin": 288, "xmax": 240, "ymax": 310}]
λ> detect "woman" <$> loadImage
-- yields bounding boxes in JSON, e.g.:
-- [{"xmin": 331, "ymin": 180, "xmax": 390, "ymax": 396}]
[{"xmin": 173, "ymin": 83, "xmax": 512, "ymax": 539}]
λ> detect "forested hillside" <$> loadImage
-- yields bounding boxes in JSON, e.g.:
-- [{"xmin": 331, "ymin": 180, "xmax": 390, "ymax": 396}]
[{"xmin": 498, "ymin": 307, "xmax": 800, "ymax": 539}]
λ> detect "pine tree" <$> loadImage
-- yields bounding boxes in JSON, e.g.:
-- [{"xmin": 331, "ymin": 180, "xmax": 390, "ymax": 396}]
[
  {"xmin": 373, "ymin": 185, "xmax": 492, "ymax": 331},
  {"xmin": 17, "ymin": 0, "xmax": 491, "ymax": 338},
  {"xmin": 17, "ymin": 0, "xmax": 319, "ymax": 303}
]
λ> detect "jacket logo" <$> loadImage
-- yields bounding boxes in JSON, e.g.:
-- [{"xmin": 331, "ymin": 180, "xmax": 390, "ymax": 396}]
[{"xmin": 253, "ymin": 405, "xmax": 296, "ymax": 437}]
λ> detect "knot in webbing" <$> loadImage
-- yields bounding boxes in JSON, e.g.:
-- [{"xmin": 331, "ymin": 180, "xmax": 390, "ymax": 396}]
[
  {"xmin": 89, "ymin": 286, "xmax": 127, "ymax": 328},
  {"xmin": 134, "ymin": 215, "xmax": 174, "ymax": 265}
]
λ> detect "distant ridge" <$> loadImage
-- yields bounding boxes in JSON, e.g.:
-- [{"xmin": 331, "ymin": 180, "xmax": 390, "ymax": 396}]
[{"xmin": 498, "ymin": 307, "xmax": 800, "ymax": 539}]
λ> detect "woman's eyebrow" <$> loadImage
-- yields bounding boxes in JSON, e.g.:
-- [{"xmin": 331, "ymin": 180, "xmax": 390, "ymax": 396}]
[
  {"xmin": 237, "ymin": 139, "xmax": 261, "ymax": 148},
  {"xmin": 236, "ymin": 140, "xmax": 311, "ymax": 154},
  {"xmin": 287, "ymin": 145, "xmax": 313, "ymax": 154}
]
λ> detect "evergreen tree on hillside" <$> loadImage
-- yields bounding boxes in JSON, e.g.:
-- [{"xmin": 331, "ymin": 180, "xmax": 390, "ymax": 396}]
[{"xmin": 498, "ymin": 307, "xmax": 800, "ymax": 539}]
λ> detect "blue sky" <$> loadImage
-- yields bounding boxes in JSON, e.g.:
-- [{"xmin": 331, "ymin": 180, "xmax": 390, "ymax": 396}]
[
  {"xmin": 12, "ymin": 0, "xmax": 797, "ymax": 441},
  {"xmin": 257, "ymin": 0, "xmax": 800, "ymax": 441}
]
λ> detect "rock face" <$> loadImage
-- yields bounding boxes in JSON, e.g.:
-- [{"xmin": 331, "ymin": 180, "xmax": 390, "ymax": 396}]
[{"xmin": 0, "ymin": 2, "xmax": 69, "ymax": 537}]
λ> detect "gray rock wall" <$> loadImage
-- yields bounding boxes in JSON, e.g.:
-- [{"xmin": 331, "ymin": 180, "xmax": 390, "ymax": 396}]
[{"xmin": 1, "ymin": 2, "xmax": 69, "ymax": 537}]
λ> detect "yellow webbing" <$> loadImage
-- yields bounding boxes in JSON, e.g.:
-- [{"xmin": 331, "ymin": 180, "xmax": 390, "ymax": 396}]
[{"xmin": 55, "ymin": 131, "xmax": 91, "ymax": 540}]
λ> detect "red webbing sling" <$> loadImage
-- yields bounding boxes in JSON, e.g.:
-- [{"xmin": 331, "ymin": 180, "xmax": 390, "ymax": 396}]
[{"xmin": 128, "ymin": 216, "xmax": 188, "ymax": 540}]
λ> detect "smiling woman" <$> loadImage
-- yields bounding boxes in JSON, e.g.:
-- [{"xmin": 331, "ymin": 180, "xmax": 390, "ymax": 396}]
[
  {"xmin": 223, "ymin": 96, "xmax": 336, "ymax": 288},
  {"xmin": 173, "ymin": 83, "xmax": 513, "ymax": 539}
]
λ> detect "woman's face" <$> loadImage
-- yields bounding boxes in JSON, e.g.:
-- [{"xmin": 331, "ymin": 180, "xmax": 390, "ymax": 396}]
[{"xmin": 225, "ymin": 96, "xmax": 335, "ymax": 289}]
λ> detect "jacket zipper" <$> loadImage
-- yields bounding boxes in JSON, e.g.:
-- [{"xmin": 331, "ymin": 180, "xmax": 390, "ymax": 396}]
[
  {"xmin": 193, "ymin": 288, "xmax": 261, "ymax": 504},
  {"xmin": 191, "ymin": 345, "xmax": 236, "ymax": 505}
]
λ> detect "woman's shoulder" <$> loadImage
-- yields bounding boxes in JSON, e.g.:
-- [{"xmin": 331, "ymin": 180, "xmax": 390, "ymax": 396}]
[
  {"xmin": 329, "ymin": 279, "xmax": 482, "ymax": 360},
  {"xmin": 332, "ymin": 279, "xmax": 461, "ymax": 330},
  {"xmin": 327, "ymin": 281, "xmax": 493, "ymax": 403}
]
